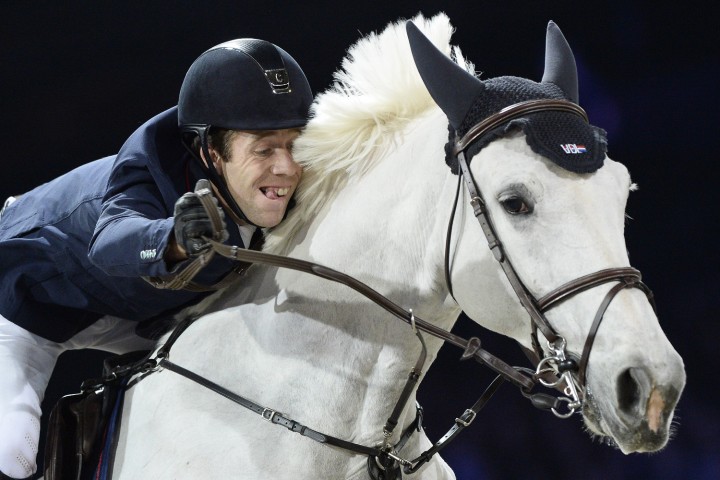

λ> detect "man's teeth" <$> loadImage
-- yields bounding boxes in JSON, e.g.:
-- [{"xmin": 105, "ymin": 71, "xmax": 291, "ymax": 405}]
[{"xmin": 263, "ymin": 187, "xmax": 290, "ymax": 198}]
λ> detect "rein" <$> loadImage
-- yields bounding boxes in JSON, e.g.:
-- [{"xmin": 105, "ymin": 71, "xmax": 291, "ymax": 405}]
[{"xmin": 206, "ymin": 238, "xmax": 536, "ymax": 392}]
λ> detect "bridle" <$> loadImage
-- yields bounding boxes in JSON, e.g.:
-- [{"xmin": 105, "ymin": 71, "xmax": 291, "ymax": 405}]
[
  {"xmin": 106, "ymin": 98, "xmax": 657, "ymax": 479},
  {"xmin": 447, "ymin": 98, "xmax": 657, "ymax": 413}
]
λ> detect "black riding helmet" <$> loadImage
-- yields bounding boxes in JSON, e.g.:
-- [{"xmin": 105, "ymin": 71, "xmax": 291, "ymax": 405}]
[{"xmin": 178, "ymin": 38, "xmax": 313, "ymax": 226}]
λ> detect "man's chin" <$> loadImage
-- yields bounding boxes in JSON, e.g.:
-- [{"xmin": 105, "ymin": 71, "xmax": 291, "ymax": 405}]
[
  {"xmin": 235, "ymin": 194, "xmax": 290, "ymax": 228},
  {"xmin": 244, "ymin": 208, "xmax": 287, "ymax": 229}
]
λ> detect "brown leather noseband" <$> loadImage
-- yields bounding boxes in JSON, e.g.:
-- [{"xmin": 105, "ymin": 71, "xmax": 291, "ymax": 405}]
[
  {"xmin": 449, "ymin": 99, "xmax": 656, "ymax": 400},
  {"xmin": 536, "ymin": 267, "xmax": 656, "ymax": 386}
]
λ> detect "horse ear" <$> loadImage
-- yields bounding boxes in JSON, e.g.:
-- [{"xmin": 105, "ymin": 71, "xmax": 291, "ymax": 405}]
[
  {"xmin": 541, "ymin": 21, "xmax": 579, "ymax": 103},
  {"xmin": 406, "ymin": 20, "xmax": 484, "ymax": 130}
]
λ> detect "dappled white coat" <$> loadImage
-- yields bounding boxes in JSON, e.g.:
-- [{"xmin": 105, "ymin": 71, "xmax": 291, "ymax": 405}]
[{"xmin": 112, "ymin": 14, "xmax": 684, "ymax": 480}]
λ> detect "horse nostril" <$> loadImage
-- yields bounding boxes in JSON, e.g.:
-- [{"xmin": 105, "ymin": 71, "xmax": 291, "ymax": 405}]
[{"xmin": 617, "ymin": 367, "xmax": 652, "ymax": 416}]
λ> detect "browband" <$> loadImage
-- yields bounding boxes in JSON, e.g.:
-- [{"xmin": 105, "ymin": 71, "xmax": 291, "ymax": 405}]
[{"xmin": 453, "ymin": 99, "xmax": 588, "ymax": 155}]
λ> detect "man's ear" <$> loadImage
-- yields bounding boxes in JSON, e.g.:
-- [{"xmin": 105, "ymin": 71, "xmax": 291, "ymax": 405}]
[{"xmin": 200, "ymin": 147, "xmax": 223, "ymax": 175}]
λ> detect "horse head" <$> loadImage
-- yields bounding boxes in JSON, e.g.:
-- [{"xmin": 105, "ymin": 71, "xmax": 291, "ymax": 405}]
[{"xmin": 406, "ymin": 18, "xmax": 685, "ymax": 453}]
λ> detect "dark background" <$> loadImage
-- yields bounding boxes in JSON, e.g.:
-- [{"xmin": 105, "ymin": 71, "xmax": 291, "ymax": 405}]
[{"xmin": 2, "ymin": 1, "xmax": 717, "ymax": 479}]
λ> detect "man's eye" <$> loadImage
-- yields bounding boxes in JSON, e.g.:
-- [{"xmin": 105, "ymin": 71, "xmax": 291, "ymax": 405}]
[{"xmin": 500, "ymin": 196, "xmax": 531, "ymax": 215}]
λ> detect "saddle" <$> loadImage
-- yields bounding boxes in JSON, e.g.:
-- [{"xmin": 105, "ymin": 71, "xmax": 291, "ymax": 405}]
[{"xmin": 44, "ymin": 350, "xmax": 151, "ymax": 480}]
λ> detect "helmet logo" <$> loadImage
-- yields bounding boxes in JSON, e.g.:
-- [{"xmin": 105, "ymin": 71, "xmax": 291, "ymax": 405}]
[{"xmin": 265, "ymin": 68, "xmax": 291, "ymax": 94}]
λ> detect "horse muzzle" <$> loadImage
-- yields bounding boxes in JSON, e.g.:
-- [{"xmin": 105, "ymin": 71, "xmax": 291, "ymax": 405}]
[{"xmin": 583, "ymin": 357, "xmax": 686, "ymax": 453}]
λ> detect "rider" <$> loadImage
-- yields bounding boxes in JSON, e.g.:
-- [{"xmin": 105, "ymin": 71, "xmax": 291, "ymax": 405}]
[{"xmin": 0, "ymin": 38, "xmax": 312, "ymax": 479}]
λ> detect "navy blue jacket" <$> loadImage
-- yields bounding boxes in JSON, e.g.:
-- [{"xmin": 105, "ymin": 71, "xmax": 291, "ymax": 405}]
[{"xmin": 0, "ymin": 107, "xmax": 246, "ymax": 342}]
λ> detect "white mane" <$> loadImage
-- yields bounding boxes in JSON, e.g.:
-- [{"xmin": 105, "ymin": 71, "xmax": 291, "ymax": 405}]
[{"xmin": 264, "ymin": 13, "xmax": 475, "ymax": 254}]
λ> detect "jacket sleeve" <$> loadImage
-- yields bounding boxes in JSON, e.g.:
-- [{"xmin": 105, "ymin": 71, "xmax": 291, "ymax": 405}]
[{"xmin": 88, "ymin": 158, "xmax": 182, "ymax": 277}]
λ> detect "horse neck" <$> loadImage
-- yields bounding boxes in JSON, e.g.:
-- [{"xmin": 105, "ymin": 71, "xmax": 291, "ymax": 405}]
[
  {"xmin": 279, "ymin": 108, "xmax": 462, "ymax": 334},
  {"xmin": 260, "ymin": 108, "xmax": 466, "ymax": 443}
]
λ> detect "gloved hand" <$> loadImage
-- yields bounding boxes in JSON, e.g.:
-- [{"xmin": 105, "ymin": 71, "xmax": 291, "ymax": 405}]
[{"xmin": 173, "ymin": 180, "xmax": 228, "ymax": 256}]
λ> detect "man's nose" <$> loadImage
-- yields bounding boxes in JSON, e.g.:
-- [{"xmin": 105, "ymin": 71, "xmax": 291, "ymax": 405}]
[{"xmin": 271, "ymin": 150, "xmax": 299, "ymax": 175}]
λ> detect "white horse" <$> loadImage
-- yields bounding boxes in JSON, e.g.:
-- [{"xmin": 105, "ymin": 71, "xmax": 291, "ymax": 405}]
[{"xmin": 111, "ymin": 14, "xmax": 685, "ymax": 479}]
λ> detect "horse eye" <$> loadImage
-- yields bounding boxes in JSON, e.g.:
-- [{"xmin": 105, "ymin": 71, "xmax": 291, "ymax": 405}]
[{"xmin": 500, "ymin": 196, "xmax": 531, "ymax": 215}]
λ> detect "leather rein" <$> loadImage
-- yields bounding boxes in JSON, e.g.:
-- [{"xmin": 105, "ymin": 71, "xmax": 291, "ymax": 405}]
[{"xmin": 122, "ymin": 98, "xmax": 656, "ymax": 478}]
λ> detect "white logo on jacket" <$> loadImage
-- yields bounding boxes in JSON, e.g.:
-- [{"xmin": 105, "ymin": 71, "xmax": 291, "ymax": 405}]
[{"xmin": 140, "ymin": 249, "xmax": 157, "ymax": 260}]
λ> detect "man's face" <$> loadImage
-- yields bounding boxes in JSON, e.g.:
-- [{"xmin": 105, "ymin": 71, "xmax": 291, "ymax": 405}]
[{"xmin": 211, "ymin": 129, "xmax": 302, "ymax": 228}]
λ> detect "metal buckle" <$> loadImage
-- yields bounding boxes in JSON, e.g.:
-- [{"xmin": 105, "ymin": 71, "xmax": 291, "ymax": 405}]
[
  {"xmin": 262, "ymin": 408, "xmax": 280, "ymax": 423},
  {"xmin": 455, "ymin": 408, "xmax": 476, "ymax": 427}
]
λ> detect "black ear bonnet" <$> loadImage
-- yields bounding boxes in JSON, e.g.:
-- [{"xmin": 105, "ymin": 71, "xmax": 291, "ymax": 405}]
[
  {"xmin": 407, "ymin": 20, "xmax": 607, "ymax": 175},
  {"xmin": 445, "ymin": 76, "xmax": 607, "ymax": 174}
]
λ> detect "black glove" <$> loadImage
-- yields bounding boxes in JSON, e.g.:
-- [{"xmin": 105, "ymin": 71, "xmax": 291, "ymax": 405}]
[{"xmin": 173, "ymin": 180, "xmax": 228, "ymax": 256}]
